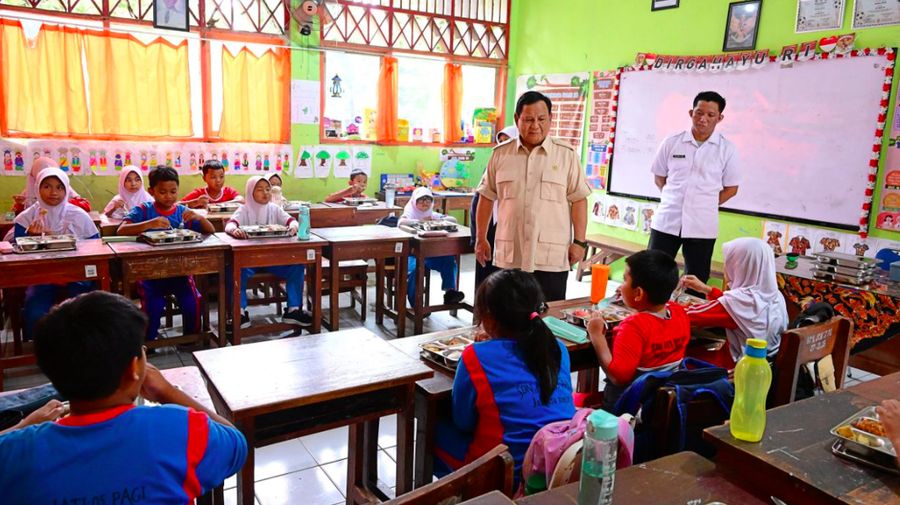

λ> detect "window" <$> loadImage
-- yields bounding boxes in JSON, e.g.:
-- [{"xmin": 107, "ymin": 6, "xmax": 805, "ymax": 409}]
[
  {"xmin": 322, "ymin": 51, "xmax": 380, "ymax": 140},
  {"xmin": 397, "ymin": 56, "xmax": 444, "ymax": 142},
  {"xmin": 461, "ymin": 64, "xmax": 498, "ymax": 137}
]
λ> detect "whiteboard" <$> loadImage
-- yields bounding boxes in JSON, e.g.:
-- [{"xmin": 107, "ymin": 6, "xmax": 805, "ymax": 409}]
[{"xmin": 607, "ymin": 55, "xmax": 891, "ymax": 229}]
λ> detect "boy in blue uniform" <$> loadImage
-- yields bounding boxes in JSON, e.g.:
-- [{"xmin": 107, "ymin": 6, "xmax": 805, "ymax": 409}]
[
  {"xmin": 0, "ymin": 291, "xmax": 247, "ymax": 504},
  {"xmin": 117, "ymin": 166, "xmax": 216, "ymax": 341}
]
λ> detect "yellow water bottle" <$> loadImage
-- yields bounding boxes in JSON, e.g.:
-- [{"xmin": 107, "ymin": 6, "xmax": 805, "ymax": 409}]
[{"xmin": 730, "ymin": 338, "xmax": 772, "ymax": 442}]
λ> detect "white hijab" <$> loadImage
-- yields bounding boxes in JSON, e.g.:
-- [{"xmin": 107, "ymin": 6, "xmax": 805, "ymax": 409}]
[
  {"xmin": 402, "ymin": 187, "xmax": 435, "ymax": 221},
  {"xmin": 14, "ymin": 167, "xmax": 97, "ymax": 238},
  {"xmin": 719, "ymin": 237, "xmax": 788, "ymax": 360},
  {"xmin": 117, "ymin": 165, "xmax": 153, "ymax": 212},
  {"xmin": 230, "ymin": 176, "xmax": 287, "ymax": 226},
  {"xmin": 497, "ymin": 125, "xmax": 518, "ymax": 143},
  {"xmin": 23, "ymin": 157, "xmax": 59, "ymax": 207}
]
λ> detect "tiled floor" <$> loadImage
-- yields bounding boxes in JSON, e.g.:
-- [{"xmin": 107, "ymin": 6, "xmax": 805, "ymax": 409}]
[{"xmin": 2, "ymin": 254, "xmax": 885, "ymax": 504}]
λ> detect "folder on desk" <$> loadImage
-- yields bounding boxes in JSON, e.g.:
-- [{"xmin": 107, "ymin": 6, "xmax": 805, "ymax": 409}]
[{"xmin": 543, "ymin": 316, "xmax": 589, "ymax": 344}]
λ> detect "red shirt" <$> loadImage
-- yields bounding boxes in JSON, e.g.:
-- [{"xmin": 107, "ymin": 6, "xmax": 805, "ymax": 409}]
[
  {"xmin": 182, "ymin": 186, "xmax": 240, "ymax": 204},
  {"xmin": 607, "ymin": 302, "xmax": 691, "ymax": 385},
  {"xmin": 684, "ymin": 288, "xmax": 739, "ymax": 330}
]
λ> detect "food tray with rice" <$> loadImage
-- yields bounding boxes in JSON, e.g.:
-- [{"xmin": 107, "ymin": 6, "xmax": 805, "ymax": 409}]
[
  {"xmin": 13, "ymin": 235, "xmax": 77, "ymax": 254},
  {"xmin": 139, "ymin": 229, "xmax": 204, "ymax": 246},
  {"xmin": 830, "ymin": 406, "xmax": 897, "ymax": 473},
  {"xmin": 207, "ymin": 202, "xmax": 241, "ymax": 214},
  {"xmin": 342, "ymin": 197, "xmax": 378, "ymax": 207},
  {"xmin": 240, "ymin": 224, "xmax": 293, "ymax": 238},
  {"xmin": 419, "ymin": 331, "xmax": 475, "ymax": 372},
  {"xmin": 560, "ymin": 305, "xmax": 634, "ymax": 328}
]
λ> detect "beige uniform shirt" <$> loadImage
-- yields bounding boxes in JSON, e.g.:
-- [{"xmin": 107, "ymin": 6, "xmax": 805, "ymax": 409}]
[{"xmin": 477, "ymin": 135, "xmax": 591, "ymax": 272}]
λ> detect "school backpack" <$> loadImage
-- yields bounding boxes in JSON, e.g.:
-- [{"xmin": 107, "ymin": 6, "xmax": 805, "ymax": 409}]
[{"xmin": 612, "ymin": 358, "xmax": 734, "ymax": 463}]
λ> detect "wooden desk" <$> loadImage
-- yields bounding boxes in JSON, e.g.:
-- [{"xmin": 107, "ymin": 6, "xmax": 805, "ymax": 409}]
[
  {"xmin": 577, "ymin": 234, "xmax": 725, "ymax": 282},
  {"xmin": 399, "ymin": 226, "xmax": 474, "ymax": 335},
  {"xmin": 704, "ymin": 372, "xmax": 900, "ymax": 504},
  {"xmin": 314, "ymin": 225, "xmax": 411, "ymax": 337},
  {"xmin": 436, "ymin": 191, "xmax": 475, "ymax": 227},
  {"xmin": 321, "ymin": 201, "xmax": 401, "ymax": 226},
  {"xmin": 214, "ymin": 232, "xmax": 327, "ymax": 343},
  {"xmin": 98, "ymin": 214, "xmax": 122, "ymax": 236},
  {"xmin": 776, "ymin": 255, "xmax": 900, "ymax": 375},
  {"xmin": 461, "ymin": 490, "xmax": 516, "ymax": 504},
  {"xmin": 193, "ymin": 328, "xmax": 433, "ymax": 505},
  {"xmin": 0, "ymin": 211, "xmax": 102, "ymax": 238},
  {"xmin": 0, "ymin": 239, "xmax": 115, "ymax": 390},
  {"xmin": 107, "ymin": 236, "xmax": 228, "ymax": 348},
  {"xmin": 292, "ymin": 204, "xmax": 357, "ymax": 228},
  {"xmin": 389, "ymin": 324, "xmax": 596, "ymax": 488},
  {"xmin": 516, "ymin": 452, "xmax": 764, "ymax": 504}
]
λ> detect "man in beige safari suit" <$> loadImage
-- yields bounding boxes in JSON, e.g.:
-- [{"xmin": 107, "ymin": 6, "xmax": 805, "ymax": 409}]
[{"xmin": 475, "ymin": 91, "xmax": 591, "ymax": 301}]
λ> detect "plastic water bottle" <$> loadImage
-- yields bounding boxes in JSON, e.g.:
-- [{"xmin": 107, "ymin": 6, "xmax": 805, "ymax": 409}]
[
  {"xmin": 730, "ymin": 338, "xmax": 772, "ymax": 442},
  {"xmin": 296, "ymin": 205, "xmax": 310, "ymax": 241},
  {"xmin": 385, "ymin": 182, "xmax": 396, "ymax": 208},
  {"xmin": 578, "ymin": 409, "xmax": 618, "ymax": 505}
]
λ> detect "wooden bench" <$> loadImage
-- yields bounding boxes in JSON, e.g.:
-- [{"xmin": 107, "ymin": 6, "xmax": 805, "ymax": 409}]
[{"xmin": 577, "ymin": 234, "xmax": 725, "ymax": 282}]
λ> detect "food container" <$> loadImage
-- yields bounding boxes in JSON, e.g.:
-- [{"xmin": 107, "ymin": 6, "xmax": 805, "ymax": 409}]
[
  {"xmin": 342, "ymin": 197, "xmax": 378, "ymax": 206},
  {"xmin": 415, "ymin": 220, "xmax": 458, "ymax": 233},
  {"xmin": 890, "ymin": 262, "xmax": 900, "ymax": 282},
  {"xmin": 13, "ymin": 235, "xmax": 77, "ymax": 254},
  {"xmin": 812, "ymin": 270, "xmax": 873, "ymax": 286},
  {"xmin": 830, "ymin": 406, "xmax": 896, "ymax": 460},
  {"xmin": 208, "ymin": 202, "xmax": 241, "ymax": 214},
  {"xmin": 419, "ymin": 332, "xmax": 474, "ymax": 371},
  {"xmin": 140, "ymin": 229, "xmax": 204, "ymax": 246},
  {"xmin": 814, "ymin": 251, "xmax": 881, "ymax": 269},
  {"xmin": 673, "ymin": 293, "xmax": 705, "ymax": 307},
  {"xmin": 814, "ymin": 263, "xmax": 878, "ymax": 277},
  {"xmin": 240, "ymin": 224, "xmax": 292, "ymax": 238},
  {"xmin": 560, "ymin": 305, "xmax": 634, "ymax": 328}
]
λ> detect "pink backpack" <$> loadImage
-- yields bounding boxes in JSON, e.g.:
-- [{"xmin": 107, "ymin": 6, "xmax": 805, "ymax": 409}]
[{"xmin": 522, "ymin": 408, "xmax": 634, "ymax": 490}]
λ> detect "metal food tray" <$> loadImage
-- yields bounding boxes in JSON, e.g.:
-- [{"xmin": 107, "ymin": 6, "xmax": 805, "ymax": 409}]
[
  {"xmin": 208, "ymin": 202, "xmax": 241, "ymax": 213},
  {"xmin": 342, "ymin": 197, "xmax": 378, "ymax": 206},
  {"xmin": 415, "ymin": 220, "xmax": 458, "ymax": 233},
  {"xmin": 12, "ymin": 235, "xmax": 77, "ymax": 254},
  {"xmin": 831, "ymin": 440, "xmax": 900, "ymax": 475},
  {"xmin": 814, "ymin": 251, "xmax": 881, "ymax": 268},
  {"xmin": 813, "ymin": 263, "xmax": 878, "ymax": 277},
  {"xmin": 560, "ymin": 305, "xmax": 634, "ymax": 328},
  {"xmin": 240, "ymin": 224, "xmax": 292, "ymax": 238},
  {"xmin": 812, "ymin": 270, "xmax": 873, "ymax": 286},
  {"xmin": 673, "ymin": 293, "xmax": 706, "ymax": 307},
  {"xmin": 140, "ymin": 229, "xmax": 204, "ymax": 246},
  {"xmin": 830, "ymin": 406, "xmax": 896, "ymax": 458},
  {"xmin": 419, "ymin": 332, "xmax": 474, "ymax": 370}
]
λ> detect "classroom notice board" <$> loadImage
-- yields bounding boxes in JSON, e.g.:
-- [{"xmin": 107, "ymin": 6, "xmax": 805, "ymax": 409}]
[{"xmin": 607, "ymin": 52, "xmax": 895, "ymax": 230}]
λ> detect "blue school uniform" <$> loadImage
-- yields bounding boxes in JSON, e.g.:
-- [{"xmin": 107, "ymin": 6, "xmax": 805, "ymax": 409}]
[
  {"xmin": 124, "ymin": 202, "xmax": 204, "ymax": 340},
  {"xmin": 405, "ymin": 211, "xmax": 457, "ymax": 305}
]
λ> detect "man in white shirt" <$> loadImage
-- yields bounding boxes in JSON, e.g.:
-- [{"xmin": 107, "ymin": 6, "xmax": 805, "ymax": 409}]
[{"xmin": 649, "ymin": 91, "xmax": 741, "ymax": 285}]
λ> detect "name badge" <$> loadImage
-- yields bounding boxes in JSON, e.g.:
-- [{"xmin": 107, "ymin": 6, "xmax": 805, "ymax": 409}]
[{"xmin": 672, "ymin": 154, "xmax": 686, "ymax": 159}]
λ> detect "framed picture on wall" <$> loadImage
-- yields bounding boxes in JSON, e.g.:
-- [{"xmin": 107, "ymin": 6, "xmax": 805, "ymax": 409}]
[
  {"xmin": 796, "ymin": 0, "xmax": 845, "ymax": 33},
  {"xmin": 723, "ymin": 0, "xmax": 763, "ymax": 52},
  {"xmin": 153, "ymin": 0, "xmax": 190, "ymax": 32},
  {"xmin": 652, "ymin": 0, "xmax": 679, "ymax": 11}
]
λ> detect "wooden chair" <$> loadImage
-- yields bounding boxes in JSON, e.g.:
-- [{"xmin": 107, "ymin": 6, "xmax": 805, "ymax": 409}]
[
  {"xmin": 647, "ymin": 386, "xmax": 730, "ymax": 461},
  {"xmin": 310, "ymin": 258, "xmax": 368, "ymax": 321},
  {"xmin": 384, "ymin": 444, "xmax": 515, "ymax": 505},
  {"xmin": 771, "ymin": 316, "xmax": 853, "ymax": 407}
]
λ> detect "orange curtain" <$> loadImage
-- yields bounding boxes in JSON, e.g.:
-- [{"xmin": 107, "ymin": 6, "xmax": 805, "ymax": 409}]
[
  {"xmin": 84, "ymin": 32, "xmax": 192, "ymax": 137},
  {"xmin": 376, "ymin": 56, "xmax": 398, "ymax": 142},
  {"xmin": 442, "ymin": 63, "xmax": 463, "ymax": 143},
  {"xmin": 0, "ymin": 20, "xmax": 89, "ymax": 135},
  {"xmin": 218, "ymin": 47, "xmax": 289, "ymax": 142}
]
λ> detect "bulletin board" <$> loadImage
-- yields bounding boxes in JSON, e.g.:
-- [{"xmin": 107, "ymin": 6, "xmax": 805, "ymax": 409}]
[{"xmin": 606, "ymin": 50, "xmax": 895, "ymax": 231}]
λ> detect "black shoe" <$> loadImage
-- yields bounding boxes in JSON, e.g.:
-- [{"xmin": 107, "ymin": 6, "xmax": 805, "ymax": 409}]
[
  {"xmin": 282, "ymin": 309, "xmax": 313, "ymax": 327},
  {"xmin": 443, "ymin": 290, "xmax": 465, "ymax": 305},
  {"xmin": 226, "ymin": 311, "xmax": 251, "ymax": 329}
]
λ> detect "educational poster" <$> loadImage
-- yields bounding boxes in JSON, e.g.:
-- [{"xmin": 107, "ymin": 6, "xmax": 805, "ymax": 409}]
[
  {"xmin": 312, "ymin": 146, "xmax": 335, "ymax": 178},
  {"xmin": 290, "ymin": 79, "xmax": 320, "ymax": 125},
  {"xmin": 811, "ymin": 228, "xmax": 848, "ymax": 254},
  {"xmin": 351, "ymin": 146, "xmax": 372, "ymax": 175},
  {"xmin": 0, "ymin": 139, "xmax": 28, "ymax": 176},
  {"xmin": 852, "ymin": 0, "xmax": 900, "ymax": 29},
  {"xmin": 877, "ymin": 101, "xmax": 900, "ymax": 230},
  {"xmin": 605, "ymin": 197, "xmax": 624, "ymax": 227},
  {"xmin": 639, "ymin": 203, "xmax": 657, "ymax": 234},
  {"xmin": 620, "ymin": 200, "xmax": 639, "ymax": 231},
  {"xmin": 762, "ymin": 221, "xmax": 788, "ymax": 255},
  {"xmin": 515, "ymin": 72, "xmax": 590, "ymax": 154},
  {"xmin": 589, "ymin": 193, "xmax": 608, "ymax": 224},
  {"xmin": 293, "ymin": 146, "xmax": 316, "ymax": 178},
  {"xmin": 787, "ymin": 225, "xmax": 814, "ymax": 256},
  {"xmin": 586, "ymin": 70, "xmax": 617, "ymax": 189},
  {"xmin": 331, "ymin": 147, "xmax": 353, "ymax": 178},
  {"xmin": 849, "ymin": 238, "xmax": 877, "ymax": 257}
]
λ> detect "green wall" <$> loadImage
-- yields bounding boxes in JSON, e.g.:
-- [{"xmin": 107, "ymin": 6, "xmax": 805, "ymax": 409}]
[{"xmin": 505, "ymin": 0, "xmax": 900, "ymax": 260}]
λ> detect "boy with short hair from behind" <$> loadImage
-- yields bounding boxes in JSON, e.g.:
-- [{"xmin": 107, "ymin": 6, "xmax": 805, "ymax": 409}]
[
  {"xmin": 587, "ymin": 249, "xmax": 691, "ymax": 411},
  {"xmin": 325, "ymin": 168, "xmax": 368, "ymax": 203},
  {"xmin": 117, "ymin": 166, "xmax": 215, "ymax": 342},
  {"xmin": 183, "ymin": 160, "xmax": 244, "ymax": 209},
  {"xmin": 0, "ymin": 291, "xmax": 247, "ymax": 504}
]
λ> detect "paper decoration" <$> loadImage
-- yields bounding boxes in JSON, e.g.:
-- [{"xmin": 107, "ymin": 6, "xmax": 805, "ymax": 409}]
[
  {"xmin": 787, "ymin": 225, "xmax": 814, "ymax": 256},
  {"xmin": 290, "ymin": 80, "xmax": 320, "ymax": 125},
  {"xmin": 605, "ymin": 197, "xmax": 624, "ymax": 227},
  {"xmin": 762, "ymin": 221, "xmax": 788, "ymax": 255},
  {"xmin": 586, "ymin": 71, "xmax": 617, "ymax": 190},
  {"xmin": 293, "ymin": 146, "xmax": 315, "ymax": 178},
  {"xmin": 0, "ymin": 139, "xmax": 27, "ymax": 176},
  {"xmin": 331, "ymin": 148, "xmax": 353, "ymax": 178},
  {"xmin": 619, "ymin": 200, "xmax": 639, "ymax": 231},
  {"xmin": 515, "ymin": 72, "xmax": 590, "ymax": 154},
  {"xmin": 351, "ymin": 146, "xmax": 372, "ymax": 175},
  {"xmin": 639, "ymin": 203, "xmax": 657, "ymax": 234},
  {"xmin": 589, "ymin": 194, "xmax": 607, "ymax": 224},
  {"xmin": 849, "ymin": 238, "xmax": 876, "ymax": 257},
  {"xmin": 312, "ymin": 147, "xmax": 337, "ymax": 178},
  {"xmin": 811, "ymin": 228, "xmax": 847, "ymax": 254},
  {"xmin": 864, "ymin": 48, "xmax": 897, "ymax": 236}
]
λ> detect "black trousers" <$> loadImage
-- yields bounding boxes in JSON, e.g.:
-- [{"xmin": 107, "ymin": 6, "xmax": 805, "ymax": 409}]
[
  {"xmin": 532, "ymin": 270, "xmax": 568, "ymax": 302},
  {"xmin": 648, "ymin": 228, "xmax": 717, "ymax": 283}
]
